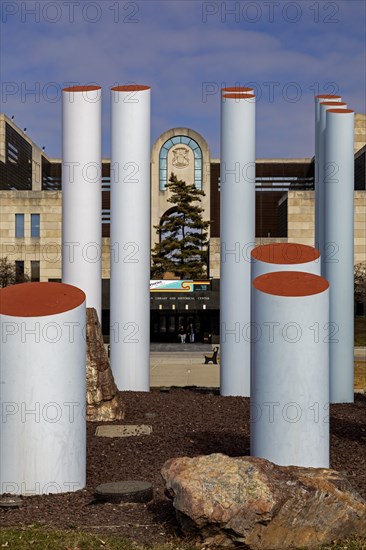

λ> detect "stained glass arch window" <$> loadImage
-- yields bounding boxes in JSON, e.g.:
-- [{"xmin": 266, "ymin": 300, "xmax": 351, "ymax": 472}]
[{"xmin": 159, "ymin": 135, "xmax": 202, "ymax": 191}]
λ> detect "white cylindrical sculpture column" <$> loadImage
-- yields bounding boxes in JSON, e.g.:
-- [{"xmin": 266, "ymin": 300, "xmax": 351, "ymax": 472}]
[
  {"xmin": 0, "ymin": 282, "xmax": 86, "ymax": 495},
  {"xmin": 251, "ymin": 242, "xmax": 321, "ymax": 278},
  {"xmin": 62, "ymin": 85, "xmax": 102, "ymax": 320},
  {"xmin": 221, "ymin": 86, "xmax": 254, "ymax": 95},
  {"xmin": 325, "ymin": 108, "xmax": 355, "ymax": 403},
  {"xmin": 251, "ymin": 271, "xmax": 330, "ymax": 468},
  {"xmin": 220, "ymin": 91, "xmax": 256, "ymax": 396},
  {"xmin": 317, "ymin": 100, "xmax": 347, "ymax": 273},
  {"xmin": 110, "ymin": 85, "xmax": 151, "ymax": 391},
  {"xmin": 314, "ymin": 94, "xmax": 342, "ymax": 262}
]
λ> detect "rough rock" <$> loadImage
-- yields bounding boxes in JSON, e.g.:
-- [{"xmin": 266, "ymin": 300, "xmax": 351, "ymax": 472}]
[
  {"xmin": 161, "ymin": 453, "xmax": 366, "ymax": 549},
  {"xmin": 86, "ymin": 308, "xmax": 125, "ymax": 422}
]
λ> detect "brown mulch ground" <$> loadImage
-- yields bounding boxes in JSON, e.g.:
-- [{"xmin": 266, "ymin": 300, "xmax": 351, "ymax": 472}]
[{"xmin": 1, "ymin": 389, "xmax": 366, "ymax": 547}]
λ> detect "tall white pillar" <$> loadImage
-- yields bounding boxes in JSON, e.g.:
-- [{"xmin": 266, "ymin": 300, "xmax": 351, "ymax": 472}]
[
  {"xmin": 220, "ymin": 91, "xmax": 256, "ymax": 396},
  {"xmin": 0, "ymin": 282, "xmax": 86, "ymax": 495},
  {"xmin": 251, "ymin": 271, "xmax": 330, "ymax": 468},
  {"xmin": 62, "ymin": 85, "xmax": 102, "ymax": 319},
  {"xmin": 324, "ymin": 108, "xmax": 355, "ymax": 403},
  {"xmin": 110, "ymin": 85, "xmax": 151, "ymax": 391},
  {"xmin": 318, "ymin": 100, "xmax": 347, "ymax": 273},
  {"xmin": 251, "ymin": 242, "xmax": 321, "ymax": 278},
  {"xmin": 314, "ymin": 94, "xmax": 342, "ymax": 267}
]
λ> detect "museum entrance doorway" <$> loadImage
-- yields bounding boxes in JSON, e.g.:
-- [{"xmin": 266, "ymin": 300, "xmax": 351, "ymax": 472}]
[{"xmin": 151, "ymin": 311, "xmax": 205, "ymax": 343}]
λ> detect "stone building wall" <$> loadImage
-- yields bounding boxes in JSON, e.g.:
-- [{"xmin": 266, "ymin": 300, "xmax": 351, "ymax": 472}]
[
  {"xmin": 1, "ymin": 189, "xmax": 364, "ymax": 283},
  {"xmin": 150, "ymin": 127, "xmax": 211, "ymax": 252},
  {"xmin": 209, "ymin": 191, "xmax": 366, "ymax": 277},
  {"xmin": 0, "ymin": 191, "xmax": 62, "ymax": 281},
  {"xmin": 355, "ymin": 114, "xmax": 366, "ymax": 153},
  {"xmin": 287, "ymin": 190, "xmax": 366, "ymax": 265}
]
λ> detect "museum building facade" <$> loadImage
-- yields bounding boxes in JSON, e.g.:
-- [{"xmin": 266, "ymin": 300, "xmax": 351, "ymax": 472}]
[{"xmin": 1, "ymin": 113, "xmax": 365, "ymax": 341}]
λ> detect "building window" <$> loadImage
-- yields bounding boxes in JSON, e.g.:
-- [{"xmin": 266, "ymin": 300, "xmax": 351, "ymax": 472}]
[
  {"xmin": 15, "ymin": 214, "xmax": 24, "ymax": 238},
  {"xmin": 159, "ymin": 136, "xmax": 202, "ymax": 191},
  {"xmin": 1, "ymin": 123, "xmax": 32, "ymax": 191},
  {"xmin": 31, "ymin": 214, "xmax": 40, "ymax": 238},
  {"xmin": 7, "ymin": 142, "xmax": 19, "ymax": 164},
  {"xmin": 102, "ymin": 209, "xmax": 110, "ymax": 224},
  {"xmin": 31, "ymin": 261, "xmax": 40, "ymax": 282},
  {"xmin": 15, "ymin": 260, "xmax": 24, "ymax": 283}
]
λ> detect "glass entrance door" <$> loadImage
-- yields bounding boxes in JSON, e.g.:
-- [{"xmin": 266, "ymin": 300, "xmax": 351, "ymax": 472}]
[{"xmin": 151, "ymin": 312, "xmax": 202, "ymax": 342}]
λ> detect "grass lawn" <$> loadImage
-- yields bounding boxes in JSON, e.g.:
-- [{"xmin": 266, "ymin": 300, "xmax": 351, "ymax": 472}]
[
  {"xmin": 0, "ymin": 527, "xmax": 366, "ymax": 550},
  {"xmin": 0, "ymin": 527, "xmax": 196, "ymax": 550},
  {"xmin": 355, "ymin": 317, "xmax": 366, "ymax": 347}
]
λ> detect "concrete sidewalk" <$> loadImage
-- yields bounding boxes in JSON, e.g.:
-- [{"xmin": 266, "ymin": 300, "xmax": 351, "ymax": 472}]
[
  {"xmin": 150, "ymin": 350, "xmax": 219, "ymax": 388},
  {"xmin": 355, "ymin": 347, "xmax": 366, "ymax": 360},
  {"xmin": 106, "ymin": 344, "xmax": 365, "ymax": 390},
  {"xmin": 149, "ymin": 347, "xmax": 365, "ymax": 391}
]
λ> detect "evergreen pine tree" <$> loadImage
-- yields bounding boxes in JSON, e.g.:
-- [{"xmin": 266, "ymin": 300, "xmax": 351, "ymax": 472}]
[
  {"xmin": 151, "ymin": 173, "xmax": 211, "ymax": 279},
  {"xmin": 0, "ymin": 257, "xmax": 30, "ymax": 287}
]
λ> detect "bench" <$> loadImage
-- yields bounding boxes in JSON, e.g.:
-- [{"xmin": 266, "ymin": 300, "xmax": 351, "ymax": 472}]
[{"xmin": 204, "ymin": 346, "xmax": 219, "ymax": 365}]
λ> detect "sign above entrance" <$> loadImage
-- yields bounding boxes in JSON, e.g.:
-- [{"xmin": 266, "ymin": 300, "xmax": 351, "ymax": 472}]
[{"xmin": 150, "ymin": 280, "xmax": 194, "ymax": 292}]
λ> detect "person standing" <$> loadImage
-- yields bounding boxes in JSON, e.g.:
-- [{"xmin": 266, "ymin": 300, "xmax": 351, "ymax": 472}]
[
  {"xmin": 189, "ymin": 322, "xmax": 195, "ymax": 343},
  {"xmin": 178, "ymin": 324, "xmax": 186, "ymax": 344}
]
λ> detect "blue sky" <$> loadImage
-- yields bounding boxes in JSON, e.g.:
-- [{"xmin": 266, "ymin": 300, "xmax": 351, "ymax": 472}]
[{"xmin": 1, "ymin": 0, "xmax": 365, "ymax": 158}]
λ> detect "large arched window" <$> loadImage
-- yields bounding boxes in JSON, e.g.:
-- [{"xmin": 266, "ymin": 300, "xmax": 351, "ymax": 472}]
[{"xmin": 159, "ymin": 135, "xmax": 202, "ymax": 191}]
